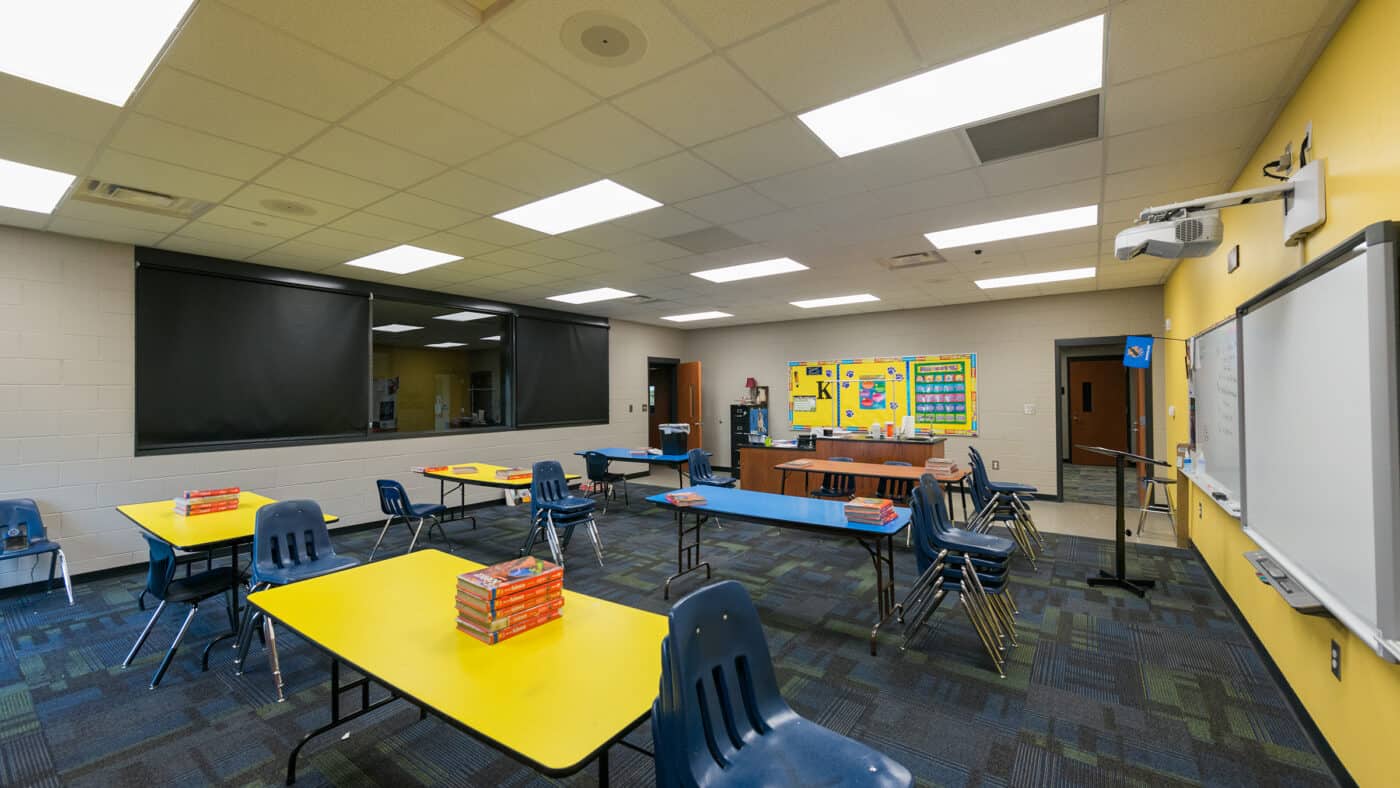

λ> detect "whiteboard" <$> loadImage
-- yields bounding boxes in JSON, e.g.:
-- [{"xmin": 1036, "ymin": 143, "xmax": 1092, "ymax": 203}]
[
  {"xmin": 1192, "ymin": 318, "xmax": 1240, "ymax": 500},
  {"xmin": 1239, "ymin": 226, "xmax": 1400, "ymax": 660}
]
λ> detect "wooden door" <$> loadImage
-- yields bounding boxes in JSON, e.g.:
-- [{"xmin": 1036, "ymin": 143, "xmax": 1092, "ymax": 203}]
[
  {"xmin": 648, "ymin": 365, "xmax": 675, "ymax": 449},
  {"xmin": 1068, "ymin": 358, "xmax": 1128, "ymax": 466},
  {"xmin": 677, "ymin": 361, "xmax": 702, "ymax": 450}
]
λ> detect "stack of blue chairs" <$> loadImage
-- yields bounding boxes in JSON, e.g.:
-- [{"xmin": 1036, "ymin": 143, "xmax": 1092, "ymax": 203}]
[
  {"xmin": 964, "ymin": 451, "xmax": 1044, "ymax": 566},
  {"xmin": 653, "ymin": 580, "xmax": 912, "ymax": 786},
  {"xmin": 525, "ymin": 460, "xmax": 603, "ymax": 568},
  {"xmin": 686, "ymin": 448, "xmax": 736, "ymax": 489},
  {"xmin": 900, "ymin": 475, "xmax": 1020, "ymax": 677}
]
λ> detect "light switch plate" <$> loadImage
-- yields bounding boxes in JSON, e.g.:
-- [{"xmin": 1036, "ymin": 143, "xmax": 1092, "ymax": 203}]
[{"xmin": 1023, "ymin": 403, "xmax": 1036, "ymax": 415}]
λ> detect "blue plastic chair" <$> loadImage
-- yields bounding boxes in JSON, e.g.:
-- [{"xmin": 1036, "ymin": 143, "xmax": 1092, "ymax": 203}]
[
  {"xmin": 122, "ymin": 534, "xmax": 238, "ymax": 688},
  {"xmin": 371, "ymin": 479, "xmax": 461, "ymax": 561},
  {"xmin": 0, "ymin": 498, "xmax": 72, "ymax": 605},
  {"xmin": 968, "ymin": 447, "xmax": 1037, "ymax": 499},
  {"xmin": 810, "ymin": 456, "xmax": 857, "ymax": 500},
  {"xmin": 584, "ymin": 450, "xmax": 629, "ymax": 510},
  {"xmin": 232, "ymin": 499, "xmax": 358, "ymax": 701},
  {"xmin": 687, "ymin": 448, "xmax": 736, "ymax": 488},
  {"xmin": 653, "ymin": 580, "xmax": 912, "ymax": 787},
  {"xmin": 525, "ymin": 461, "xmax": 602, "ymax": 568}
]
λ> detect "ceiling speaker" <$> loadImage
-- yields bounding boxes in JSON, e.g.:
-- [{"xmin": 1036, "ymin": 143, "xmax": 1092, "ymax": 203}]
[{"xmin": 561, "ymin": 12, "xmax": 646, "ymax": 67}]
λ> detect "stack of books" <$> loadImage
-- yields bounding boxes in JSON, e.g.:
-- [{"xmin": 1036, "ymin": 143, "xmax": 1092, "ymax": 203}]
[
  {"xmin": 845, "ymin": 496, "xmax": 896, "ymax": 524},
  {"xmin": 628, "ymin": 447, "xmax": 662, "ymax": 456},
  {"xmin": 494, "ymin": 467, "xmax": 531, "ymax": 481},
  {"xmin": 924, "ymin": 458, "xmax": 961, "ymax": 475},
  {"xmin": 664, "ymin": 491, "xmax": 708, "ymax": 508},
  {"xmin": 449, "ymin": 465, "xmax": 479, "ymax": 475},
  {"xmin": 174, "ymin": 487, "xmax": 241, "ymax": 516},
  {"xmin": 456, "ymin": 557, "xmax": 564, "ymax": 644}
]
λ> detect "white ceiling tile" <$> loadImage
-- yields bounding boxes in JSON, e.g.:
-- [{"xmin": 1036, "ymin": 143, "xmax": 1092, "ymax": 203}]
[
  {"xmin": 198, "ymin": 205, "xmax": 317, "ymax": 239},
  {"xmin": 1106, "ymin": 102, "xmax": 1274, "ymax": 173},
  {"xmin": 843, "ymin": 131, "xmax": 978, "ymax": 190},
  {"xmin": 493, "ymin": 0, "xmax": 711, "ymax": 96},
  {"xmin": 728, "ymin": 0, "xmax": 922, "ymax": 112},
  {"xmin": 677, "ymin": 187, "xmax": 784, "ymax": 225},
  {"xmin": 256, "ymin": 159, "xmax": 394, "ymax": 208},
  {"xmin": 1104, "ymin": 38, "xmax": 1305, "ymax": 134},
  {"xmin": 134, "ymin": 68, "xmax": 327, "ymax": 153},
  {"xmin": 296, "ymin": 128, "xmax": 445, "ymax": 189},
  {"xmin": 328, "ymin": 212, "xmax": 434, "ymax": 244},
  {"xmin": 526, "ymin": 260, "xmax": 597, "ymax": 280},
  {"xmin": 52, "ymin": 200, "xmax": 188, "ymax": 234},
  {"xmin": 295, "ymin": 227, "xmax": 387, "ymax": 254},
  {"xmin": 156, "ymin": 235, "xmax": 258, "ymax": 260},
  {"xmin": 725, "ymin": 209, "xmax": 821, "ymax": 243},
  {"xmin": 693, "ymin": 117, "xmax": 837, "ymax": 182},
  {"xmin": 1103, "ymin": 149, "xmax": 1244, "ymax": 203},
  {"xmin": 250, "ymin": 238, "xmax": 365, "ymax": 268},
  {"xmin": 408, "ymin": 32, "xmax": 596, "ymax": 136},
  {"xmin": 1109, "ymin": 0, "xmax": 1332, "ymax": 84},
  {"xmin": 177, "ymin": 221, "xmax": 285, "ymax": 252},
  {"xmin": 343, "ymin": 87, "xmax": 512, "ymax": 165},
  {"xmin": 0, "ymin": 120, "xmax": 97, "ymax": 174},
  {"xmin": 615, "ymin": 240, "xmax": 689, "ymax": 263},
  {"xmin": 221, "ymin": 0, "xmax": 474, "ymax": 79},
  {"xmin": 363, "ymin": 193, "xmax": 476, "ymax": 231},
  {"xmin": 516, "ymin": 237, "xmax": 599, "ymax": 260},
  {"xmin": 410, "ymin": 170, "xmax": 533, "ymax": 215},
  {"xmin": 89, "ymin": 150, "xmax": 243, "ymax": 203},
  {"xmin": 865, "ymin": 168, "xmax": 990, "ymax": 217},
  {"xmin": 612, "ymin": 206, "xmax": 712, "ymax": 238},
  {"xmin": 461, "ymin": 141, "xmax": 598, "ymax": 197},
  {"xmin": 450, "ymin": 217, "xmax": 546, "ymax": 247},
  {"xmin": 559, "ymin": 223, "xmax": 652, "ymax": 250},
  {"xmin": 478, "ymin": 247, "xmax": 554, "ymax": 269},
  {"xmin": 434, "ymin": 257, "xmax": 516, "ymax": 282},
  {"xmin": 47, "ymin": 216, "xmax": 166, "ymax": 247},
  {"xmin": 614, "ymin": 57, "xmax": 783, "ymax": 147},
  {"xmin": 891, "ymin": 0, "xmax": 1107, "ymax": 66},
  {"xmin": 669, "ymin": 0, "xmax": 829, "ymax": 47},
  {"xmin": 530, "ymin": 104, "xmax": 679, "ymax": 173},
  {"xmin": 0, "ymin": 73, "xmax": 121, "ymax": 143},
  {"xmin": 751, "ymin": 160, "xmax": 863, "ymax": 207},
  {"xmin": 223, "ymin": 184, "xmax": 354, "ymax": 224},
  {"xmin": 164, "ymin": 2, "xmax": 389, "ymax": 121},
  {"xmin": 977, "ymin": 140, "xmax": 1104, "ymax": 196},
  {"xmin": 412, "ymin": 234, "xmax": 500, "ymax": 262},
  {"xmin": 614, "ymin": 152, "xmax": 740, "ymax": 203},
  {"xmin": 108, "ymin": 114, "xmax": 279, "ymax": 180}
]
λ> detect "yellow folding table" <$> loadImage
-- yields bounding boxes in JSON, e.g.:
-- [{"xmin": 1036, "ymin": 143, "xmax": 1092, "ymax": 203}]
[
  {"xmin": 249, "ymin": 549, "xmax": 666, "ymax": 785},
  {"xmin": 117, "ymin": 492, "xmax": 339, "ymax": 662},
  {"xmin": 420, "ymin": 462, "xmax": 582, "ymax": 511}
]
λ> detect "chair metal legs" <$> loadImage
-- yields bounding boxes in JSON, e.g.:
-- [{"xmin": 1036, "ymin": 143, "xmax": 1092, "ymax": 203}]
[
  {"xmin": 368, "ymin": 516, "xmax": 397, "ymax": 561},
  {"xmin": 263, "ymin": 611, "xmax": 285, "ymax": 702},
  {"xmin": 529, "ymin": 510, "xmax": 605, "ymax": 568},
  {"xmin": 1136, "ymin": 481, "xmax": 1175, "ymax": 538},
  {"xmin": 48, "ymin": 549, "xmax": 73, "ymax": 605},
  {"xmin": 123, "ymin": 600, "xmax": 167, "ymax": 669},
  {"xmin": 149, "ymin": 604, "xmax": 201, "ymax": 689}
]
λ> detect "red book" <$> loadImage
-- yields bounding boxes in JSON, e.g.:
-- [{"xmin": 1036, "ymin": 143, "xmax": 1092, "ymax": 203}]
[
  {"xmin": 180, "ymin": 487, "xmax": 241, "ymax": 500},
  {"xmin": 457, "ymin": 596, "xmax": 565, "ymax": 632},
  {"xmin": 456, "ymin": 608, "xmax": 562, "ymax": 644},
  {"xmin": 456, "ymin": 579, "xmax": 563, "ymax": 618},
  {"xmin": 456, "ymin": 557, "xmax": 563, "ymax": 603},
  {"xmin": 176, "ymin": 500, "xmax": 240, "ymax": 516}
]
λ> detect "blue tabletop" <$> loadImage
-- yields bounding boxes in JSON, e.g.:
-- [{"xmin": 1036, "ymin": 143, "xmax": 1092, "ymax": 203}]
[
  {"xmin": 646, "ymin": 486, "xmax": 909, "ymax": 536},
  {"xmin": 578, "ymin": 447, "xmax": 704, "ymax": 463}
]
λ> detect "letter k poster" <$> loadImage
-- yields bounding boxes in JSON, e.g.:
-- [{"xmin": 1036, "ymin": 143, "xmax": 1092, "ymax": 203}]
[{"xmin": 787, "ymin": 354, "xmax": 978, "ymax": 436}]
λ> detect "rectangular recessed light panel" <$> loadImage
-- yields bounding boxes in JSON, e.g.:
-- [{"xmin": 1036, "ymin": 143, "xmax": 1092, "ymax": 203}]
[
  {"xmin": 975, "ymin": 266, "xmax": 1096, "ymax": 289},
  {"xmin": 0, "ymin": 0, "xmax": 196, "ymax": 106},
  {"xmin": 790, "ymin": 293, "xmax": 880, "ymax": 309},
  {"xmin": 479, "ymin": 335, "xmax": 502, "ymax": 341},
  {"xmin": 662, "ymin": 311, "xmax": 733, "ymax": 323},
  {"xmin": 0, "ymin": 158, "xmax": 77, "ymax": 214},
  {"xmin": 494, "ymin": 179, "xmax": 662, "ymax": 235},
  {"xmin": 691, "ymin": 257, "xmax": 809, "ymax": 283},
  {"xmin": 548, "ymin": 287, "xmax": 635, "ymax": 304},
  {"xmin": 799, "ymin": 15, "xmax": 1104, "ymax": 157},
  {"xmin": 425, "ymin": 342, "xmax": 467, "ymax": 348},
  {"xmin": 434, "ymin": 310, "xmax": 495, "ymax": 322},
  {"xmin": 925, "ymin": 205, "xmax": 1097, "ymax": 250},
  {"xmin": 373, "ymin": 324, "xmax": 422, "ymax": 333},
  {"xmin": 345, "ymin": 244, "xmax": 462, "ymax": 274}
]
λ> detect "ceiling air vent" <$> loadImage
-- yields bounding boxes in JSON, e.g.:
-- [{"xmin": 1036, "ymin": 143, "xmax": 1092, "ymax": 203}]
[
  {"xmin": 877, "ymin": 250, "xmax": 947, "ymax": 271},
  {"xmin": 70, "ymin": 179, "xmax": 213, "ymax": 219}
]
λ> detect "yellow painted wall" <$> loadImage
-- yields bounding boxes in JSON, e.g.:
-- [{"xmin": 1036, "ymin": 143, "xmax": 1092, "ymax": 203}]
[
  {"xmin": 373, "ymin": 347, "xmax": 471, "ymax": 433},
  {"xmin": 1162, "ymin": 1, "xmax": 1400, "ymax": 783}
]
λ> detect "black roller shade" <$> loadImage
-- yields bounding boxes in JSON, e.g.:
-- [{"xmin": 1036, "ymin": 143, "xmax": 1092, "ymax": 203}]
[{"xmin": 514, "ymin": 316, "xmax": 608, "ymax": 427}]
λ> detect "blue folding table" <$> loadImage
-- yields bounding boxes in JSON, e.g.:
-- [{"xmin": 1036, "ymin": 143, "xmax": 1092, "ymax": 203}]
[
  {"xmin": 647, "ymin": 486, "xmax": 910, "ymax": 655},
  {"xmin": 575, "ymin": 448, "xmax": 710, "ymax": 489}
]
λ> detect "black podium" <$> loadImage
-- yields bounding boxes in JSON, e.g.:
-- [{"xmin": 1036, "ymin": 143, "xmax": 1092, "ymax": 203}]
[{"xmin": 1075, "ymin": 445, "xmax": 1168, "ymax": 597}]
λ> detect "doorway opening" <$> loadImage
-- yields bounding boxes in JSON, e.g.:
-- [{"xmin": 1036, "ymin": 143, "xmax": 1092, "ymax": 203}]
[
  {"xmin": 1054, "ymin": 337, "xmax": 1153, "ymax": 506},
  {"xmin": 648, "ymin": 357, "xmax": 678, "ymax": 450}
]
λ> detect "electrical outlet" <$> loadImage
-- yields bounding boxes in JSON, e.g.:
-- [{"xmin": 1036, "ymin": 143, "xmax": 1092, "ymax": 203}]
[
  {"xmin": 1331, "ymin": 640, "xmax": 1341, "ymax": 680},
  {"xmin": 1023, "ymin": 403, "xmax": 1036, "ymax": 415},
  {"xmin": 991, "ymin": 460, "xmax": 1000, "ymax": 470},
  {"xmin": 629, "ymin": 404, "xmax": 634, "ymax": 412}
]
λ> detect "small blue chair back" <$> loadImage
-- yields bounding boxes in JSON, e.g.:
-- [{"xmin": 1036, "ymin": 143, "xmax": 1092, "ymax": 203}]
[
  {"xmin": 821, "ymin": 456, "xmax": 856, "ymax": 494},
  {"xmin": 139, "ymin": 533, "xmax": 180, "ymax": 600},
  {"xmin": 0, "ymin": 498, "xmax": 49, "ymax": 548},
  {"xmin": 662, "ymin": 580, "xmax": 791, "ymax": 785},
  {"xmin": 253, "ymin": 499, "xmax": 333, "ymax": 575},
  {"xmin": 876, "ymin": 460, "xmax": 914, "ymax": 501},
  {"xmin": 686, "ymin": 449, "xmax": 714, "ymax": 482},
  {"xmin": 583, "ymin": 452, "xmax": 612, "ymax": 482},
  {"xmin": 376, "ymin": 479, "xmax": 413, "ymax": 519},
  {"xmin": 530, "ymin": 461, "xmax": 570, "ymax": 505}
]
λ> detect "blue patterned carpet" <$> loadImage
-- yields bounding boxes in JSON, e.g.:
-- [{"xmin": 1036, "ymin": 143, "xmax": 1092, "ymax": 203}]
[{"xmin": 0, "ymin": 484, "xmax": 1338, "ymax": 786}]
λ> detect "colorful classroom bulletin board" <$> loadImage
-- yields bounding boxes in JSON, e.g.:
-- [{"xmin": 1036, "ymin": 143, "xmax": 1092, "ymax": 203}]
[
  {"xmin": 787, "ymin": 361, "xmax": 839, "ymax": 429},
  {"xmin": 787, "ymin": 354, "xmax": 978, "ymax": 436},
  {"xmin": 836, "ymin": 358, "xmax": 909, "ymax": 430}
]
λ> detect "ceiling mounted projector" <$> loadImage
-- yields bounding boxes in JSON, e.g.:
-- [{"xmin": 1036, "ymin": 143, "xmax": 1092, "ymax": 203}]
[{"xmin": 1115, "ymin": 160, "xmax": 1326, "ymax": 261}]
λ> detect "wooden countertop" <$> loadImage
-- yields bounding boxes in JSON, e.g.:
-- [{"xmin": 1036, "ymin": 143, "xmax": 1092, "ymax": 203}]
[
  {"xmin": 814, "ymin": 435, "xmax": 948, "ymax": 446},
  {"xmin": 775, "ymin": 458, "xmax": 968, "ymax": 484}
]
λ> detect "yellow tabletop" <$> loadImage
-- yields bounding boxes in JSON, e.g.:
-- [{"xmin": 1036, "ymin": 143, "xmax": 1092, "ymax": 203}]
[
  {"xmin": 249, "ymin": 549, "xmax": 666, "ymax": 774},
  {"xmin": 422, "ymin": 462, "xmax": 582, "ymax": 489},
  {"xmin": 117, "ymin": 492, "xmax": 339, "ymax": 551}
]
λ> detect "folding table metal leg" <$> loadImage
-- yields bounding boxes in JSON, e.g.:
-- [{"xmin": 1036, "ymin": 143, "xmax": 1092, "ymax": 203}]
[
  {"xmin": 285, "ymin": 657, "xmax": 400, "ymax": 784},
  {"xmin": 861, "ymin": 534, "xmax": 897, "ymax": 656},
  {"xmin": 663, "ymin": 510, "xmax": 710, "ymax": 599}
]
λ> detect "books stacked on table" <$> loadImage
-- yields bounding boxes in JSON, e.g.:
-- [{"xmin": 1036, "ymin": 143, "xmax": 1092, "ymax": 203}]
[
  {"xmin": 664, "ymin": 491, "xmax": 708, "ymax": 508},
  {"xmin": 456, "ymin": 557, "xmax": 564, "ymax": 645},
  {"xmin": 786, "ymin": 458, "xmax": 813, "ymax": 467},
  {"xmin": 174, "ymin": 487, "xmax": 241, "ymax": 516},
  {"xmin": 845, "ymin": 496, "xmax": 896, "ymax": 524},
  {"xmin": 924, "ymin": 458, "xmax": 961, "ymax": 475},
  {"xmin": 629, "ymin": 447, "xmax": 663, "ymax": 456},
  {"xmin": 494, "ymin": 467, "xmax": 531, "ymax": 481},
  {"xmin": 449, "ymin": 465, "xmax": 479, "ymax": 475}
]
